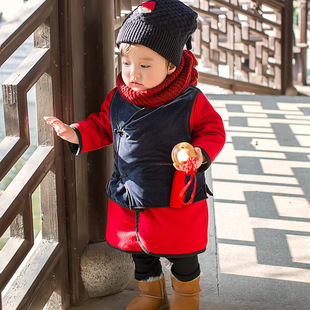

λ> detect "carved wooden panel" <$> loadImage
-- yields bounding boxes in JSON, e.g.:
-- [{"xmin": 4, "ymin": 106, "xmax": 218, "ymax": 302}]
[{"xmin": 185, "ymin": 0, "xmax": 287, "ymax": 94}]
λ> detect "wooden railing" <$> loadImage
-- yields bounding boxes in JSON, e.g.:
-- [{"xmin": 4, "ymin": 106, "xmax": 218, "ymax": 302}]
[
  {"xmin": 0, "ymin": 0, "xmax": 68, "ymax": 309},
  {"xmin": 185, "ymin": 0, "xmax": 295, "ymax": 94}
]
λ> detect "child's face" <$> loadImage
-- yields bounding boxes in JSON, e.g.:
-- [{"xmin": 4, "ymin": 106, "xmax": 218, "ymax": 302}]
[{"xmin": 121, "ymin": 44, "xmax": 176, "ymax": 91}]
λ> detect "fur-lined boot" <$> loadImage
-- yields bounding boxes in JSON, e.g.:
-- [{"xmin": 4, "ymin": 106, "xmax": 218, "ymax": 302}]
[
  {"xmin": 126, "ymin": 275, "xmax": 169, "ymax": 310},
  {"xmin": 170, "ymin": 274, "xmax": 201, "ymax": 310}
]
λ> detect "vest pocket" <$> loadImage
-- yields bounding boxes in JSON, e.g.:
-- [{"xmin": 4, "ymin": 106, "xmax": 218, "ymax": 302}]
[{"xmin": 106, "ymin": 175, "xmax": 133, "ymax": 210}]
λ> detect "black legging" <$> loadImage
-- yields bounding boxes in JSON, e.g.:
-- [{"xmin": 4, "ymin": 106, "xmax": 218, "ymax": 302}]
[{"xmin": 132, "ymin": 253, "xmax": 200, "ymax": 282}]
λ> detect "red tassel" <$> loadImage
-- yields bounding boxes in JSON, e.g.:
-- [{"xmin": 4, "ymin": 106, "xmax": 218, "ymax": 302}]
[
  {"xmin": 170, "ymin": 170, "xmax": 186, "ymax": 208},
  {"xmin": 170, "ymin": 157, "xmax": 197, "ymax": 208}
]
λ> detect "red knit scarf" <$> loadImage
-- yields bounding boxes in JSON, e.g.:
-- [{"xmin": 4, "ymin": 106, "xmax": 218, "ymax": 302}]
[{"xmin": 116, "ymin": 50, "xmax": 198, "ymax": 107}]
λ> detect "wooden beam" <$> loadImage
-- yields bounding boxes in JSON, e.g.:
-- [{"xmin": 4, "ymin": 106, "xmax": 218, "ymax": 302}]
[
  {"xmin": 198, "ymin": 71, "xmax": 281, "ymax": 95},
  {"xmin": 0, "ymin": 236, "xmax": 33, "ymax": 292},
  {"xmin": 0, "ymin": 0, "xmax": 53, "ymax": 66},
  {"xmin": 2, "ymin": 239, "xmax": 61, "ymax": 310},
  {"xmin": 0, "ymin": 137, "xmax": 29, "ymax": 180},
  {"xmin": 0, "ymin": 146, "xmax": 54, "ymax": 235}
]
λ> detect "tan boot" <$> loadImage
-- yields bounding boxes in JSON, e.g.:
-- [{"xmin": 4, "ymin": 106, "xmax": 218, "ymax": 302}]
[
  {"xmin": 170, "ymin": 274, "xmax": 201, "ymax": 310},
  {"xmin": 126, "ymin": 275, "xmax": 170, "ymax": 310}
]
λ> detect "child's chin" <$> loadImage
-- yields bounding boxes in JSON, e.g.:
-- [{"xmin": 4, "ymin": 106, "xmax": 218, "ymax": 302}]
[{"xmin": 132, "ymin": 86, "xmax": 147, "ymax": 91}]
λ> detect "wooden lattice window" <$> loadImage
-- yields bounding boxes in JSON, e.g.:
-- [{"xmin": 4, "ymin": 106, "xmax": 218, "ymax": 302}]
[{"xmin": 0, "ymin": 1, "xmax": 67, "ymax": 309}]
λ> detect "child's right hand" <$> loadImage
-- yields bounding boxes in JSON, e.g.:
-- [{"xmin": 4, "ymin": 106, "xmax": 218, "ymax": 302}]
[{"xmin": 44, "ymin": 116, "xmax": 79, "ymax": 144}]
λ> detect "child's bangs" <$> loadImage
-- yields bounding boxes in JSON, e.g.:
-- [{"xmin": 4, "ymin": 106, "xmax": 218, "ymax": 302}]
[{"xmin": 119, "ymin": 43, "xmax": 135, "ymax": 56}]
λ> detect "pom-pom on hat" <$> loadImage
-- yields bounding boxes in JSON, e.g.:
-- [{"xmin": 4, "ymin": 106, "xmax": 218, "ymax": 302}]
[{"xmin": 116, "ymin": 0, "xmax": 198, "ymax": 68}]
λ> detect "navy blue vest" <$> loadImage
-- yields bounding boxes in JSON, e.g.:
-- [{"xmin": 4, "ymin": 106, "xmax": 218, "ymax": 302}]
[{"xmin": 106, "ymin": 86, "xmax": 207, "ymax": 210}]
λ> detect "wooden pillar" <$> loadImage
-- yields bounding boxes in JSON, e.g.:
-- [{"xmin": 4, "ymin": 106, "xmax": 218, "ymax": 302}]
[
  {"xmin": 281, "ymin": 0, "xmax": 296, "ymax": 94},
  {"xmin": 299, "ymin": 0, "xmax": 308, "ymax": 44},
  {"xmin": 58, "ymin": 0, "xmax": 117, "ymax": 305},
  {"xmin": 299, "ymin": 0, "xmax": 308, "ymax": 85},
  {"xmin": 58, "ymin": 0, "xmax": 89, "ymax": 305},
  {"xmin": 84, "ymin": 0, "xmax": 114, "ymax": 243}
]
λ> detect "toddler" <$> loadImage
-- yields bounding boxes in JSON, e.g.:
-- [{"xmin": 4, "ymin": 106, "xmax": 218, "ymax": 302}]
[{"xmin": 45, "ymin": 1, "xmax": 225, "ymax": 309}]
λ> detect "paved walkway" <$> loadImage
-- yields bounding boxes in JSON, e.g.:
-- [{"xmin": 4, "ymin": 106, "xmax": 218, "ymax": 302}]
[{"xmin": 70, "ymin": 94, "xmax": 310, "ymax": 310}]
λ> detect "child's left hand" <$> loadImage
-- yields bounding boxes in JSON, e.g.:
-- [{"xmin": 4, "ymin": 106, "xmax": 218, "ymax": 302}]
[{"xmin": 173, "ymin": 147, "xmax": 205, "ymax": 171}]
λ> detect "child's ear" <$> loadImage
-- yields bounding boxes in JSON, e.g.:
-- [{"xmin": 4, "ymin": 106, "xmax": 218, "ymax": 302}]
[{"xmin": 167, "ymin": 63, "xmax": 177, "ymax": 75}]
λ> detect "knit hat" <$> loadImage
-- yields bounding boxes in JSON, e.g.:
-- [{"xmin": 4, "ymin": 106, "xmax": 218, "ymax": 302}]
[{"xmin": 116, "ymin": 0, "xmax": 198, "ymax": 67}]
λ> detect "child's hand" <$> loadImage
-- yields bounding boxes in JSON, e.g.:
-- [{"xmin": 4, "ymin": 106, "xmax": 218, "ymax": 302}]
[
  {"xmin": 44, "ymin": 116, "xmax": 79, "ymax": 144},
  {"xmin": 173, "ymin": 147, "xmax": 205, "ymax": 171}
]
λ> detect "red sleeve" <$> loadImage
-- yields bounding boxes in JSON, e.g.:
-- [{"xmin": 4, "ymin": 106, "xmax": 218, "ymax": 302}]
[
  {"xmin": 73, "ymin": 88, "xmax": 116, "ymax": 152},
  {"xmin": 190, "ymin": 92, "xmax": 226, "ymax": 166}
]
